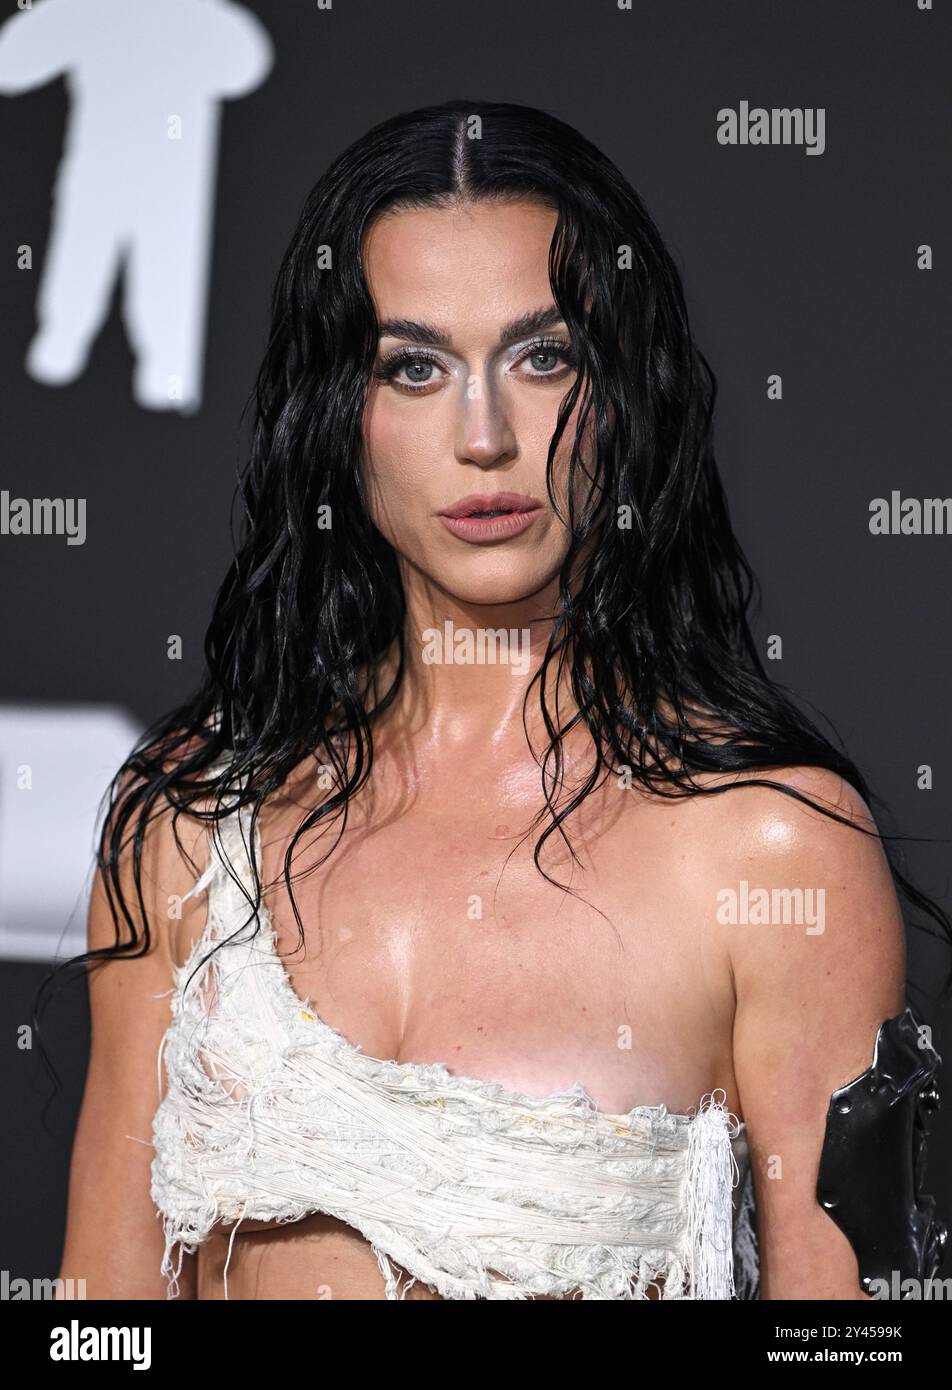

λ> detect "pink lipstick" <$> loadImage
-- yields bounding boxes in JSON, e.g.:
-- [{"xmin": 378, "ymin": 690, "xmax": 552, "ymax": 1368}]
[{"xmin": 437, "ymin": 491, "xmax": 544, "ymax": 543}]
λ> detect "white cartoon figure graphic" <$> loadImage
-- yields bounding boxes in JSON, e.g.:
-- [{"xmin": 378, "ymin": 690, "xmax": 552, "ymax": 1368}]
[
  {"xmin": 0, "ymin": 0, "xmax": 273, "ymax": 413},
  {"xmin": 0, "ymin": 702, "xmax": 143, "ymax": 962}
]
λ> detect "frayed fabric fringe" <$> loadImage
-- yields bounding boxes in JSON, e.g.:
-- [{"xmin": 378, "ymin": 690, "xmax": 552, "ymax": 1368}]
[
  {"xmin": 685, "ymin": 1089, "xmax": 742, "ymax": 1300},
  {"xmin": 157, "ymin": 1094, "xmax": 746, "ymax": 1302}
]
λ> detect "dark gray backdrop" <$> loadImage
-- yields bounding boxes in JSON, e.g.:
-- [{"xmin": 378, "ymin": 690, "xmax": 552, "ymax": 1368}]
[{"xmin": 1, "ymin": 0, "xmax": 950, "ymax": 1288}]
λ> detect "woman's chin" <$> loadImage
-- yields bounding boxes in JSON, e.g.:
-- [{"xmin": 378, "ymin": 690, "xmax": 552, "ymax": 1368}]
[{"xmin": 424, "ymin": 570, "xmax": 558, "ymax": 610}]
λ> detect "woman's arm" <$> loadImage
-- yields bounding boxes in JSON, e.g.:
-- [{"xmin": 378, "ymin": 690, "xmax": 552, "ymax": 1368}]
[
  {"xmin": 56, "ymin": 791, "xmax": 208, "ymax": 1299},
  {"xmin": 725, "ymin": 767, "xmax": 907, "ymax": 1300}
]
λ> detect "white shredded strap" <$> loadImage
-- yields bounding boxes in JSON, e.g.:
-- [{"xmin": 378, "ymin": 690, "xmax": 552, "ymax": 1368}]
[{"xmin": 150, "ymin": 761, "xmax": 758, "ymax": 1300}]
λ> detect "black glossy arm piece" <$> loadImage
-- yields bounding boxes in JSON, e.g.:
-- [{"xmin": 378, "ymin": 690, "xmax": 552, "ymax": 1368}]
[{"xmin": 816, "ymin": 1007, "xmax": 948, "ymax": 1296}]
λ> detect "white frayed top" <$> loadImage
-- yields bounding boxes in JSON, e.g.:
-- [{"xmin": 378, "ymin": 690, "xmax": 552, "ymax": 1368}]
[{"xmin": 150, "ymin": 785, "xmax": 759, "ymax": 1301}]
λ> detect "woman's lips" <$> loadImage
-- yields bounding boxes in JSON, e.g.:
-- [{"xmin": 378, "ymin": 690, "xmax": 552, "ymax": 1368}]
[
  {"xmin": 436, "ymin": 491, "xmax": 544, "ymax": 543},
  {"xmin": 437, "ymin": 507, "xmax": 543, "ymax": 543}
]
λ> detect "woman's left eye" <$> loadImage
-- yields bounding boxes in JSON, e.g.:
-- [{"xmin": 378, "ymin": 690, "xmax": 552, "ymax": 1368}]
[{"xmin": 515, "ymin": 341, "xmax": 575, "ymax": 377}]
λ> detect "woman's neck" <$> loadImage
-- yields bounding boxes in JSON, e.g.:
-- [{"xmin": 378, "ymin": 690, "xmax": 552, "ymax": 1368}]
[{"xmin": 366, "ymin": 571, "xmax": 581, "ymax": 758}]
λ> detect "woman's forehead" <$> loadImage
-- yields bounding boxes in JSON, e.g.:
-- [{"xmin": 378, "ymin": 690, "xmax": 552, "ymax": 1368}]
[{"xmin": 363, "ymin": 199, "xmax": 559, "ymax": 325}]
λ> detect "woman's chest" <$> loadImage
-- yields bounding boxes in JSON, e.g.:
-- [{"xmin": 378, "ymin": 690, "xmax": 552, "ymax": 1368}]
[{"xmin": 237, "ymin": 773, "xmax": 738, "ymax": 1117}]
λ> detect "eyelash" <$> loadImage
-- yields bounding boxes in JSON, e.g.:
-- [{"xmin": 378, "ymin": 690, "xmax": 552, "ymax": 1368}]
[{"xmin": 372, "ymin": 336, "xmax": 577, "ymax": 394}]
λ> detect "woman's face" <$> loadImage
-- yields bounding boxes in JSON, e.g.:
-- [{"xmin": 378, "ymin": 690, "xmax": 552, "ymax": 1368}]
[{"xmin": 360, "ymin": 198, "xmax": 590, "ymax": 607}]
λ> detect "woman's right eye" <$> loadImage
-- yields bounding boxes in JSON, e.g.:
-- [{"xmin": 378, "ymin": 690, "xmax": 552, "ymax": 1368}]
[
  {"xmin": 398, "ymin": 358, "xmax": 436, "ymax": 385},
  {"xmin": 374, "ymin": 351, "xmax": 443, "ymax": 392}
]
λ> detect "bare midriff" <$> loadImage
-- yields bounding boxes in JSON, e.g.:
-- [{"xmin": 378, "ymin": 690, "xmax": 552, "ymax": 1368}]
[{"xmin": 196, "ymin": 1212, "xmax": 666, "ymax": 1300}]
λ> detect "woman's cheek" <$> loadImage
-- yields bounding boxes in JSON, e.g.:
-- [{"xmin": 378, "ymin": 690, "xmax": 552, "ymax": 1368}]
[
  {"xmin": 361, "ymin": 417, "xmax": 436, "ymax": 551},
  {"xmin": 361, "ymin": 399, "xmax": 412, "ymax": 514}
]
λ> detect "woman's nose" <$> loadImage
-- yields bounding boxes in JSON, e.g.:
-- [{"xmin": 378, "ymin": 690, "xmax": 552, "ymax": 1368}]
[{"xmin": 454, "ymin": 375, "xmax": 517, "ymax": 467}]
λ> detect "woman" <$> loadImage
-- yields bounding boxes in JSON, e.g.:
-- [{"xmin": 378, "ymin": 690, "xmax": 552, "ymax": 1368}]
[{"xmin": 53, "ymin": 99, "xmax": 949, "ymax": 1300}]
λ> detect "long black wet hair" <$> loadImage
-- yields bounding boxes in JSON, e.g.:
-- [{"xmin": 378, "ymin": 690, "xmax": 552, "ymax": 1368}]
[{"xmin": 38, "ymin": 98, "xmax": 952, "ymax": 1066}]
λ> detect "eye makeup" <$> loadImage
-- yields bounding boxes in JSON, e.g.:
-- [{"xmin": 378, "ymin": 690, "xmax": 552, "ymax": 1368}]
[{"xmin": 372, "ymin": 334, "xmax": 577, "ymax": 394}]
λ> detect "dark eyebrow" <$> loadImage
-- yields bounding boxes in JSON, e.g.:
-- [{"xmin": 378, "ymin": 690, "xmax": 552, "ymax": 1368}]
[
  {"xmin": 497, "ymin": 305, "xmax": 567, "ymax": 346},
  {"xmin": 376, "ymin": 304, "xmax": 566, "ymax": 349}
]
